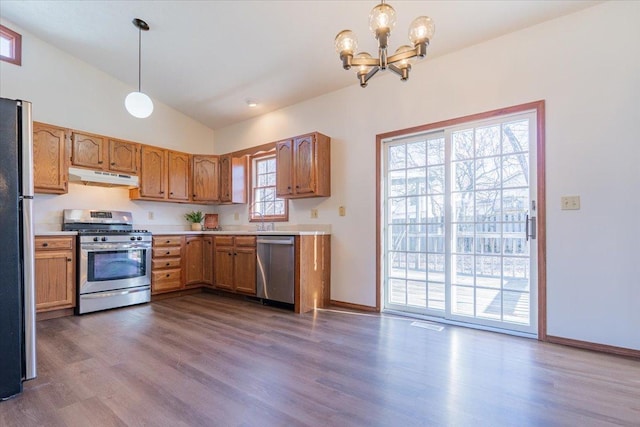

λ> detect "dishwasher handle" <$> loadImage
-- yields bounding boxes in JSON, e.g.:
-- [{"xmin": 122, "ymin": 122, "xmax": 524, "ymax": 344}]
[{"xmin": 257, "ymin": 238, "xmax": 294, "ymax": 245}]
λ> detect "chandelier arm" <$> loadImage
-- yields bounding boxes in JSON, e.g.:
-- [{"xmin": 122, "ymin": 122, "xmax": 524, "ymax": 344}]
[
  {"xmin": 387, "ymin": 48, "xmax": 419, "ymax": 65},
  {"xmin": 351, "ymin": 57, "xmax": 380, "ymax": 67},
  {"xmin": 359, "ymin": 66, "xmax": 380, "ymax": 88},
  {"xmin": 388, "ymin": 64, "xmax": 410, "ymax": 81}
]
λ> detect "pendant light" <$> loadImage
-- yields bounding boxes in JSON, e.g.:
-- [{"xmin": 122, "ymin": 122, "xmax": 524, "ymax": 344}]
[{"xmin": 125, "ymin": 18, "xmax": 153, "ymax": 118}]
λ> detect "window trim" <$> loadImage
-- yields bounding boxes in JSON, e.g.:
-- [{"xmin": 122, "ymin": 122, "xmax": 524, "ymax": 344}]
[
  {"xmin": 249, "ymin": 151, "xmax": 289, "ymax": 222},
  {"xmin": 0, "ymin": 24, "xmax": 22, "ymax": 66}
]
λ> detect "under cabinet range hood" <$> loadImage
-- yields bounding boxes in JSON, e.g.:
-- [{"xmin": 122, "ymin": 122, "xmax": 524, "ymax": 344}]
[{"xmin": 68, "ymin": 167, "xmax": 139, "ymax": 188}]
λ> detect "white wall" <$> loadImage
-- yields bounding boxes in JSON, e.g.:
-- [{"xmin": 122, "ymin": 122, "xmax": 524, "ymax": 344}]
[
  {"xmin": 0, "ymin": 19, "xmax": 217, "ymax": 230},
  {"xmin": 214, "ymin": 1, "xmax": 640, "ymax": 350}
]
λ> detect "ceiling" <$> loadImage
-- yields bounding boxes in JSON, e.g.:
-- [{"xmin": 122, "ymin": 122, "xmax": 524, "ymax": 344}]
[{"xmin": 1, "ymin": 0, "xmax": 600, "ymax": 130}]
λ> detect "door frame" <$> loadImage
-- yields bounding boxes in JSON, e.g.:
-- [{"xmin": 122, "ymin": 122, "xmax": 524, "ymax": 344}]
[{"xmin": 376, "ymin": 100, "xmax": 547, "ymax": 340}]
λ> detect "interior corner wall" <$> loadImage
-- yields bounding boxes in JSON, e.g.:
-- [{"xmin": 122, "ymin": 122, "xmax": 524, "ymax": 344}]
[
  {"xmin": 0, "ymin": 18, "xmax": 217, "ymax": 229},
  {"xmin": 214, "ymin": 1, "xmax": 640, "ymax": 350}
]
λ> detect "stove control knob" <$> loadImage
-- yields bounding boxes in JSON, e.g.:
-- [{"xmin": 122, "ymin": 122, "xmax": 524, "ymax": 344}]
[
  {"xmin": 137, "ymin": 236, "xmax": 143, "ymax": 241},
  {"xmin": 101, "ymin": 237, "xmax": 107, "ymax": 242},
  {"xmin": 93, "ymin": 237, "xmax": 99, "ymax": 242},
  {"xmin": 130, "ymin": 236, "xmax": 136, "ymax": 241}
]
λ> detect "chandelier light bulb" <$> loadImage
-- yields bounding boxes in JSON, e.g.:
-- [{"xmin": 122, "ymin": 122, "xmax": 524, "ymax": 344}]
[
  {"xmin": 355, "ymin": 52, "xmax": 374, "ymax": 74},
  {"xmin": 394, "ymin": 45, "xmax": 414, "ymax": 67},
  {"xmin": 369, "ymin": 2, "xmax": 397, "ymax": 34},
  {"xmin": 408, "ymin": 16, "xmax": 435, "ymax": 45},
  {"xmin": 125, "ymin": 91, "xmax": 154, "ymax": 118},
  {"xmin": 335, "ymin": 30, "xmax": 358, "ymax": 56}
]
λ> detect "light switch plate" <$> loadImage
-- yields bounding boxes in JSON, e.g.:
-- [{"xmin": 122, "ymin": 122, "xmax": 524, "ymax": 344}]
[
  {"xmin": 339, "ymin": 206, "xmax": 346, "ymax": 216},
  {"xmin": 561, "ymin": 196, "xmax": 580, "ymax": 210},
  {"xmin": 233, "ymin": 212, "xmax": 239, "ymax": 221},
  {"xmin": 310, "ymin": 208, "xmax": 318, "ymax": 219}
]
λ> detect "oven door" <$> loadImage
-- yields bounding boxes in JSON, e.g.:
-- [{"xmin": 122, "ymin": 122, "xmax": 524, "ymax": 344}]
[{"xmin": 79, "ymin": 243, "xmax": 151, "ymax": 295}]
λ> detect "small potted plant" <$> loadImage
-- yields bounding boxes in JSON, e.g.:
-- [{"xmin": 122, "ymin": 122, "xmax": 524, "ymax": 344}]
[{"xmin": 185, "ymin": 210, "xmax": 204, "ymax": 231}]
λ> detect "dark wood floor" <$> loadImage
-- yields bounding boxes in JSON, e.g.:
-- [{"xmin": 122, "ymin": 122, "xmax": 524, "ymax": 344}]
[{"xmin": 2, "ymin": 293, "xmax": 639, "ymax": 426}]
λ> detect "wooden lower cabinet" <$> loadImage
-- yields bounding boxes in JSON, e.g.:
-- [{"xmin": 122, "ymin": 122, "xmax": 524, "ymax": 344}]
[
  {"xmin": 185, "ymin": 236, "xmax": 204, "ymax": 286},
  {"xmin": 203, "ymin": 236, "xmax": 214, "ymax": 286},
  {"xmin": 35, "ymin": 236, "xmax": 75, "ymax": 312},
  {"xmin": 214, "ymin": 235, "xmax": 256, "ymax": 295},
  {"xmin": 151, "ymin": 235, "xmax": 184, "ymax": 294}
]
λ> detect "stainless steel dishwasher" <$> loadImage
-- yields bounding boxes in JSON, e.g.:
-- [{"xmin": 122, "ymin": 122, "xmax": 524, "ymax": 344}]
[{"xmin": 256, "ymin": 236, "xmax": 295, "ymax": 304}]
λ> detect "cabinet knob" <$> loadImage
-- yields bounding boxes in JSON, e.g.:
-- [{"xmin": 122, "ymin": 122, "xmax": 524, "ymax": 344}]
[
  {"xmin": 67, "ymin": 258, "xmax": 72, "ymax": 262},
  {"xmin": 42, "ymin": 242, "xmax": 48, "ymax": 247},
  {"xmin": 170, "ymin": 192, "xmax": 174, "ymax": 195},
  {"xmin": 160, "ymin": 191, "xmax": 164, "ymax": 194},
  {"xmin": 193, "ymin": 194, "xmax": 196, "ymax": 197},
  {"xmin": 165, "ymin": 262, "xmax": 170, "ymax": 266},
  {"xmin": 234, "ymin": 253, "xmax": 238, "ymax": 256},
  {"xmin": 228, "ymin": 252, "xmax": 232, "ymax": 256},
  {"xmin": 295, "ymin": 185, "xmax": 300, "ymax": 189},
  {"xmin": 111, "ymin": 162, "xmax": 115, "ymax": 166},
  {"xmin": 166, "ymin": 274, "xmax": 170, "ymax": 277},
  {"xmin": 165, "ymin": 251, "xmax": 170, "ymax": 255},
  {"xmin": 165, "ymin": 240, "xmax": 170, "ymax": 243},
  {"xmin": 98, "ymin": 161, "xmax": 103, "ymax": 164},
  {"xmin": 187, "ymin": 242, "xmax": 190, "ymax": 245}
]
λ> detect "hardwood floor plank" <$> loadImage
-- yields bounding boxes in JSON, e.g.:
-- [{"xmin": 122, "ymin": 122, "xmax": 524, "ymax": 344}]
[{"xmin": 2, "ymin": 293, "xmax": 638, "ymax": 426}]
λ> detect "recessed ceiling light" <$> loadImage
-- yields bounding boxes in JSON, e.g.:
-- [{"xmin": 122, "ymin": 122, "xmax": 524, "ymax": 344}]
[{"xmin": 246, "ymin": 99, "xmax": 258, "ymax": 108}]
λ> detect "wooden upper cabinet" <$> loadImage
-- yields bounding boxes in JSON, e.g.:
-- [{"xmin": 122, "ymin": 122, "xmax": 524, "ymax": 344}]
[
  {"xmin": 275, "ymin": 140, "xmax": 293, "ymax": 197},
  {"xmin": 167, "ymin": 151, "xmax": 190, "ymax": 201},
  {"xmin": 192, "ymin": 155, "xmax": 219, "ymax": 202},
  {"xmin": 219, "ymin": 154, "xmax": 247, "ymax": 204},
  {"xmin": 71, "ymin": 131, "xmax": 105, "ymax": 170},
  {"xmin": 108, "ymin": 139, "xmax": 138, "ymax": 174},
  {"xmin": 276, "ymin": 132, "xmax": 330, "ymax": 198},
  {"xmin": 138, "ymin": 145, "xmax": 166, "ymax": 199},
  {"xmin": 33, "ymin": 122, "xmax": 68, "ymax": 194}
]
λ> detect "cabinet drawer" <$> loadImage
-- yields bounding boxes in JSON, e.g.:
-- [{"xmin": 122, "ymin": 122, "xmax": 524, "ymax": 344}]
[
  {"xmin": 152, "ymin": 269, "xmax": 181, "ymax": 285},
  {"xmin": 215, "ymin": 236, "xmax": 234, "ymax": 246},
  {"xmin": 235, "ymin": 236, "xmax": 256, "ymax": 247},
  {"xmin": 35, "ymin": 236, "xmax": 74, "ymax": 250},
  {"xmin": 153, "ymin": 236, "xmax": 184, "ymax": 247},
  {"xmin": 152, "ymin": 258, "xmax": 182, "ymax": 270},
  {"xmin": 153, "ymin": 247, "xmax": 182, "ymax": 258}
]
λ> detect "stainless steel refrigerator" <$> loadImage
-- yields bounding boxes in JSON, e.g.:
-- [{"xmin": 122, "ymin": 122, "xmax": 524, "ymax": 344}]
[{"xmin": 0, "ymin": 97, "xmax": 37, "ymax": 400}]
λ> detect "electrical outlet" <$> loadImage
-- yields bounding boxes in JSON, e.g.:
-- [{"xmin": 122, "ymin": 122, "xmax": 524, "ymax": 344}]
[
  {"xmin": 561, "ymin": 195, "xmax": 580, "ymax": 210},
  {"xmin": 310, "ymin": 208, "xmax": 318, "ymax": 219},
  {"xmin": 234, "ymin": 212, "xmax": 239, "ymax": 221},
  {"xmin": 339, "ymin": 206, "xmax": 346, "ymax": 216},
  {"xmin": 148, "ymin": 211, "xmax": 154, "ymax": 220}
]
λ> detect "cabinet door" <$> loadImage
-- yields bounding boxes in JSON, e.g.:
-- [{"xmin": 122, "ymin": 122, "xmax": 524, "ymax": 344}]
[
  {"xmin": 192, "ymin": 155, "xmax": 219, "ymax": 202},
  {"xmin": 219, "ymin": 155, "xmax": 231, "ymax": 203},
  {"xmin": 293, "ymin": 135, "xmax": 316, "ymax": 195},
  {"xmin": 33, "ymin": 122, "xmax": 68, "ymax": 194},
  {"xmin": 185, "ymin": 236, "xmax": 204, "ymax": 285},
  {"xmin": 168, "ymin": 151, "xmax": 190, "ymax": 201},
  {"xmin": 109, "ymin": 139, "xmax": 138, "ymax": 174},
  {"xmin": 139, "ymin": 145, "xmax": 166, "ymax": 199},
  {"xmin": 214, "ymin": 246, "xmax": 234, "ymax": 291},
  {"xmin": 234, "ymin": 247, "xmax": 256, "ymax": 295},
  {"xmin": 71, "ymin": 131, "xmax": 105, "ymax": 170},
  {"xmin": 35, "ymin": 249, "xmax": 74, "ymax": 312},
  {"xmin": 203, "ymin": 237, "xmax": 214, "ymax": 286},
  {"xmin": 275, "ymin": 140, "xmax": 293, "ymax": 197}
]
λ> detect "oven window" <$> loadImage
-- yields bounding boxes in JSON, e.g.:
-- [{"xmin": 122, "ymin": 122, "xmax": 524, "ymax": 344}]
[{"xmin": 88, "ymin": 250, "xmax": 146, "ymax": 282}]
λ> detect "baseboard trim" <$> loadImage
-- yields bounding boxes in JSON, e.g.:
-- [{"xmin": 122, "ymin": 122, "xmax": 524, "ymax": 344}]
[
  {"xmin": 329, "ymin": 300, "xmax": 378, "ymax": 312},
  {"xmin": 546, "ymin": 335, "xmax": 640, "ymax": 359},
  {"xmin": 36, "ymin": 308, "xmax": 74, "ymax": 321}
]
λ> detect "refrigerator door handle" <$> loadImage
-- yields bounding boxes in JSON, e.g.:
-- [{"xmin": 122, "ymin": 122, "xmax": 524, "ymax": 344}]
[{"xmin": 20, "ymin": 100, "xmax": 37, "ymax": 381}]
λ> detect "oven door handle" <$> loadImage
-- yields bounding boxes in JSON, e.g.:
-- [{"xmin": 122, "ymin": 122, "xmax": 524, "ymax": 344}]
[{"xmin": 82, "ymin": 244, "xmax": 151, "ymax": 251}]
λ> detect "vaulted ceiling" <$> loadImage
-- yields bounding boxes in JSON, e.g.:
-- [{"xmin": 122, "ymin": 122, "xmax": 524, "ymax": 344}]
[{"xmin": 1, "ymin": 1, "xmax": 600, "ymax": 130}]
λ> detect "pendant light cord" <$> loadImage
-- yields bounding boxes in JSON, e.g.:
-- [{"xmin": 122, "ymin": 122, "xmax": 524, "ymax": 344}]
[{"xmin": 138, "ymin": 25, "xmax": 142, "ymax": 92}]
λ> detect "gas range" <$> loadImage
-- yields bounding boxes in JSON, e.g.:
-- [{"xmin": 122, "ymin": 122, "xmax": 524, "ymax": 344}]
[{"xmin": 62, "ymin": 209, "xmax": 152, "ymax": 315}]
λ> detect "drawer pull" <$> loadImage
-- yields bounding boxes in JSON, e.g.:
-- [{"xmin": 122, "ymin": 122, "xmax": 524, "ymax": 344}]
[
  {"xmin": 165, "ymin": 262, "xmax": 170, "ymax": 266},
  {"xmin": 42, "ymin": 242, "xmax": 48, "ymax": 247},
  {"xmin": 166, "ymin": 274, "xmax": 170, "ymax": 277},
  {"xmin": 165, "ymin": 251, "xmax": 170, "ymax": 255},
  {"xmin": 165, "ymin": 240, "xmax": 170, "ymax": 243}
]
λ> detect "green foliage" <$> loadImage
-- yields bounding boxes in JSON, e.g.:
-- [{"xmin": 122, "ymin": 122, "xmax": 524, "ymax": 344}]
[{"xmin": 184, "ymin": 210, "xmax": 204, "ymax": 223}]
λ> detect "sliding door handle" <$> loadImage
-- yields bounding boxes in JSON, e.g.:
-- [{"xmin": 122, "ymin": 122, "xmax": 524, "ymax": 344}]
[{"xmin": 526, "ymin": 214, "xmax": 537, "ymax": 241}]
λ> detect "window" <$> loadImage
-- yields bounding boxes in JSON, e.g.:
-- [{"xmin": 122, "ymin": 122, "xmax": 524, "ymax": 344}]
[
  {"xmin": 0, "ymin": 25, "xmax": 22, "ymax": 66},
  {"xmin": 250, "ymin": 153, "xmax": 288, "ymax": 222}
]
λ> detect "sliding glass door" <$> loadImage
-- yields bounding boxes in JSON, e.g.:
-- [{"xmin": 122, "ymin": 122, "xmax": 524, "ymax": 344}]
[{"xmin": 383, "ymin": 110, "xmax": 538, "ymax": 335}]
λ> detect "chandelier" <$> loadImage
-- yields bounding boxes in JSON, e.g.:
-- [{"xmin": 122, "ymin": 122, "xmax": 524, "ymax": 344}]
[{"xmin": 335, "ymin": 1, "xmax": 435, "ymax": 87}]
